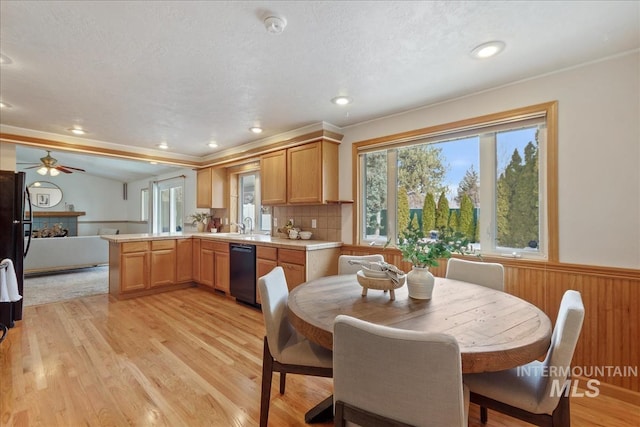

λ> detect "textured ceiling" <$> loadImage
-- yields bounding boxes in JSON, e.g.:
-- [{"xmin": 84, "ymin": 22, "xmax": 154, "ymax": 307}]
[{"xmin": 1, "ymin": 1, "xmax": 639, "ymax": 181}]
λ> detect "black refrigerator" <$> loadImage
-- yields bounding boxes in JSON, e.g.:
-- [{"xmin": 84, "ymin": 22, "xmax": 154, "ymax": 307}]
[{"xmin": 0, "ymin": 170, "xmax": 32, "ymax": 327}]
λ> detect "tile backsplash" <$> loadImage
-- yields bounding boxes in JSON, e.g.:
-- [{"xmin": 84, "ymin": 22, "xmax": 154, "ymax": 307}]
[{"xmin": 273, "ymin": 205, "xmax": 342, "ymax": 242}]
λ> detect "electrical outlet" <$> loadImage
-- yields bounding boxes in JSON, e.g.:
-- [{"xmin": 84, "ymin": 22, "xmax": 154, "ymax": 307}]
[
  {"xmin": 312, "ymin": 219, "xmax": 317, "ymax": 229},
  {"xmin": 289, "ymin": 218, "xmax": 294, "ymax": 225},
  {"xmin": 273, "ymin": 217, "xmax": 278, "ymax": 227}
]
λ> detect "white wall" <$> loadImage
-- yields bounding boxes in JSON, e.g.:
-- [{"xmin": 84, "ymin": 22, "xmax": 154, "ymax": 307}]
[{"xmin": 339, "ymin": 52, "xmax": 640, "ymax": 269}]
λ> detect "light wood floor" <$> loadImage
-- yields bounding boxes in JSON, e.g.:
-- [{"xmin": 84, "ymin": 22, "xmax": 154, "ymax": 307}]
[{"xmin": 1, "ymin": 288, "xmax": 638, "ymax": 426}]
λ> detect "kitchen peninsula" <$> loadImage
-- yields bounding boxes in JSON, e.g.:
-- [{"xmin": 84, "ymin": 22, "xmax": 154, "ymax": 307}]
[{"xmin": 101, "ymin": 232, "xmax": 341, "ymax": 301}]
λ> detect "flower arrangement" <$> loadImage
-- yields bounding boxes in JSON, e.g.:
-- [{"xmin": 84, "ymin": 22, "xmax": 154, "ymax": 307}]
[
  {"xmin": 189, "ymin": 212, "xmax": 210, "ymax": 225},
  {"xmin": 387, "ymin": 225, "xmax": 472, "ymax": 268}
]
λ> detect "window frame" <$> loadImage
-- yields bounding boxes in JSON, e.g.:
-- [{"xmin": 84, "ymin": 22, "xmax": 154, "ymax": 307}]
[{"xmin": 352, "ymin": 101, "xmax": 558, "ymax": 262}]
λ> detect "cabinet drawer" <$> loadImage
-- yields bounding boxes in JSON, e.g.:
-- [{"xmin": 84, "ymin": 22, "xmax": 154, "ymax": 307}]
[
  {"xmin": 201, "ymin": 240, "xmax": 217, "ymax": 251},
  {"xmin": 257, "ymin": 246, "xmax": 278, "ymax": 261},
  {"xmin": 122, "ymin": 241, "xmax": 149, "ymax": 253},
  {"xmin": 211, "ymin": 241, "xmax": 229, "ymax": 253},
  {"xmin": 152, "ymin": 240, "xmax": 175, "ymax": 251},
  {"xmin": 278, "ymin": 248, "xmax": 305, "ymax": 265}
]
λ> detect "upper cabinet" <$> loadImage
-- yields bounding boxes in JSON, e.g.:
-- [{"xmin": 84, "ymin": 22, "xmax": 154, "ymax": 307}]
[
  {"xmin": 260, "ymin": 150, "xmax": 287, "ymax": 205},
  {"xmin": 261, "ymin": 139, "xmax": 339, "ymax": 205},
  {"xmin": 196, "ymin": 167, "xmax": 227, "ymax": 208}
]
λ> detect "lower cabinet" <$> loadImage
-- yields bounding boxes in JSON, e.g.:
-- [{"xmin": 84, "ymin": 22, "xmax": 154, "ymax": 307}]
[
  {"xmin": 150, "ymin": 240, "xmax": 176, "ymax": 288},
  {"xmin": 200, "ymin": 242, "xmax": 215, "ymax": 288},
  {"xmin": 176, "ymin": 238, "xmax": 193, "ymax": 283},
  {"xmin": 120, "ymin": 242, "xmax": 150, "ymax": 292},
  {"xmin": 256, "ymin": 246, "xmax": 278, "ymax": 304},
  {"xmin": 110, "ymin": 238, "xmax": 192, "ymax": 298},
  {"xmin": 214, "ymin": 250, "xmax": 230, "ymax": 293},
  {"xmin": 199, "ymin": 240, "xmax": 230, "ymax": 293},
  {"xmin": 278, "ymin": 248, "xmax": 307, "ymax": 291}
]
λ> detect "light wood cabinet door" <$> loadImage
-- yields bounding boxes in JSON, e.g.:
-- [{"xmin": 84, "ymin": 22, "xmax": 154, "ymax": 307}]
[
  {"xmin": 200, "ymin": 248, "xmax": 215, "ymax": 288},
  {"xmin": 287, "ymin": 142, "xmax": 322, "ymax": 204},
  {"xmin": 121, "ymin": 252, "xmax": 149, "ymax": 292},
  {"xmin": 256, "ymin": 257, "xmax": 278, "ymax": 304},
  {"xmin": 214, "ymin": 251, "xmax": 230, "ymax": 294},
  {"xmin": 279, "ymin": 261, "xmax": 306, "ymax": 291},
  {"xmin": 196, "ymin": 167, "xmax": 213, "ymax": 208},
  {"xmin": 192, "ymin": 239, "xmax": 201, "ymax": 283},
  {"xmin": 176, "ymin": 239, "xmax": 193, "ymax": 283},
  {"xmin": 197, "ymin": 167, "xmax": 227, "ymax": 208},
  {"xmin": 150, "ymin": 249, "xmax": 176, "ymax": 288},
  {"xmin": 261, "ymin": 150, "xmax": 287, "ymax": 205}
]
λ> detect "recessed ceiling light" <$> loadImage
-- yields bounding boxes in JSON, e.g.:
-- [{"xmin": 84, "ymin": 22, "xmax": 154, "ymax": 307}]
[
  {"xmin": 264, "ymin": 16, "xmax": 287, "ymax": 34},
  {"xmin": 208, "ymin": 141, "xmax": 218, "ymax": 148},
  {"xmin": 0, "ymin": 54, "xmax": 12, "ymax": 65},
  {"xmin": 471, "ymin": 41, "xmax": 506, "ymax": 59},
  {"xmin": 69, "ymin": 127, "xmax": 86, "ymax": 135},
  {"xmin": 157, "ymin": 142, "xmax": 169, "ymax": 149},
  {"xmin": 331, "ymin": 96, "xmax": 352, "ymax": 106},
  {"xmin": 0, "ymin": 101, "xmax": 12, "ymax": 109},
  {"xmin": 150, "ymin": 161, "xmax": 158, "ymax": 165},
  {"xmin": 250, "ymin": 127, "xmax": 263, "ymax": 134}
]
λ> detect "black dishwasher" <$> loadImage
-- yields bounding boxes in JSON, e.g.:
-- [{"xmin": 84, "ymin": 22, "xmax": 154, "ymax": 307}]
[{"xmin": 229, "ymin": 243, "xmax": 257, "ymax": 305}]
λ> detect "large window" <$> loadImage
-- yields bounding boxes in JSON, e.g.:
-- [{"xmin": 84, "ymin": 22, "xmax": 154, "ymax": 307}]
[
  {"xmin": 357, "ymin": 102, "xmax": 557, "ymax": 260},
  {"xmin": 152, "ymin": 176, "xmax": 184, "ymax": 233},
  {"xmin": 237, "ymin": 171, "xmax": 270, "ymax": 233}
]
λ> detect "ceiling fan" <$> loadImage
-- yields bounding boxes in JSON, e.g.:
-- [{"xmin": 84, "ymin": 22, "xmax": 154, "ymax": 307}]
[{"xmin": 19, "ymin": 150, "xmax": 86, "ymax": 176}]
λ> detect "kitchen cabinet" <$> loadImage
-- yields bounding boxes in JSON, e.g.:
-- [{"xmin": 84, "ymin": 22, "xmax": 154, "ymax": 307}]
[
  {"xmin": 287, "ymin": 140, "xmax": 339, "ymax": 204},
  {"xmin": 150, "ymin": 240, "xmax": 176, "ymax": 288},
  {"xmin": 196, "ymin": 166, "xmax": 227, "ymax": 208},
  {"xmin": 109, "ymin": 239, "xmax": 194, "ymax": 298},
  {"xmin": 120, "ymin": 241, "xmax": 149, "ymax": 293},
  {"xmin": 256, "ymin": 246, "xmax": 278, "ymax": 304},
  {"xmin": 199, "ymin": 240, "xmax": 230, "ymax": 293},
  {"xmin": 200, "ymin": 241, "xmax": 215, "ymax": 288},
  {"xmin": 260, "ymin": 150, "xmax": 287, "ymax": 205},
  {"xmin": 278, "ymin": 248, "xmax": 306, "ymax": 290},
  {"xmin": 176, "ymin": 238, "xmax": 193, "ymax": 283},
  {"xmin": 213, "ymin": 242, "xmax": 230, "ymax": 293},
  {"xmin": 261, "ymin": 139, "xmax": 339, "ymax": 205},
  {"xmin": 192, "ymin": 238, "xmax": 201, "ymax": 283}
]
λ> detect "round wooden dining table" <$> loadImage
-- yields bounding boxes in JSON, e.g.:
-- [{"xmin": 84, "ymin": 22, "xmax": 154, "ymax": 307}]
[{"xmin": 288, "ymin": 274, "xmax": 552, "ymax": 374}]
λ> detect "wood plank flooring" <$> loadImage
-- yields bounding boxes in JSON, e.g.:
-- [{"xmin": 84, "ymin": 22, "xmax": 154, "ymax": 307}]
[{"xmin": 1, "ymin": 288, "xmax": 638, "ymax": 426}]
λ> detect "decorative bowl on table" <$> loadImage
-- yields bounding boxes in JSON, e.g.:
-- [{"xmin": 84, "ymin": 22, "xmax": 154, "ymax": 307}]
[
  {"xmin": 356, "ymin": 270, "xmax": 406, "ymax": 301},
  {"xmin": 360, "ymin": 264, "xmax": 389, "ymax": 279}
]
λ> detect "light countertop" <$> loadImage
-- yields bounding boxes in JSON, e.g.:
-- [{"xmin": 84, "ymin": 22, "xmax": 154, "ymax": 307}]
[{"xmin": 100, "ymin": 232, "xmax": 342, "ymax": 251}]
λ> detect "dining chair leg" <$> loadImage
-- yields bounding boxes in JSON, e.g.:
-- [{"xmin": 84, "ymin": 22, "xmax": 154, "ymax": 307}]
[
  {"xmin": 280, "ymin": 372, "xmax": 286, "ymax": 394},
  {"xmin": 551, "ymin": 393, "xmax": 570, "ymax": 427},
  {"xmin": 480, "ymin": 406, "xmax": 488, "ymax": 423},
  {"xmin": 260, "ymin": 337, "xmax": 274, "ymax": 427}
]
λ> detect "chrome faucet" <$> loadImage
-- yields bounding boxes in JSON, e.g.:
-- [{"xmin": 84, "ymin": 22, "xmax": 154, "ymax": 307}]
[{"xmin": 243, "ymin": 217, "xmax": 253, "ymax": 234}]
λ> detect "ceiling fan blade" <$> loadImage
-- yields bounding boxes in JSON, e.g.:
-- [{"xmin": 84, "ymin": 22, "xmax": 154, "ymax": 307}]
[
  {"xmin": 55, "ymin": 166, "xmax": 74, "ymax": 174},
  {"xmin": 60, "ymin": 165, "xmax": 86, "ymax": 172},
  {"xmin": 17, "ymin": 162, "xmax": 40, "ymax": 165},
  {"xmin": 22, "ymin": 165, "xmax": 41, "ymax": 169}
]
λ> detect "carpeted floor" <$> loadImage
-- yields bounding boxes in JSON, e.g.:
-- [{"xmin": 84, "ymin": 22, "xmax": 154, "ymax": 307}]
[{"xmin": 23, "ymin": 266, "xmax": 109, "ymax": 306}]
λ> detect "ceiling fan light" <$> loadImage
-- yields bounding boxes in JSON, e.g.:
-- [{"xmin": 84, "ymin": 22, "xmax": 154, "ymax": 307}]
[
  {"xmin": 37, "ymin": 167, "xmax": 48, "ymax": 175},
  {"xmin": 49, "ymin": 168, "xmax": 60, "ymax": 176}
]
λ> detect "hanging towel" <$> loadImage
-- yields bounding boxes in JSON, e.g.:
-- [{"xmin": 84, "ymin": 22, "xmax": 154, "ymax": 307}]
[{"xmin": 0, "ymin": 258, "xmax": 22, "ymax": 303}]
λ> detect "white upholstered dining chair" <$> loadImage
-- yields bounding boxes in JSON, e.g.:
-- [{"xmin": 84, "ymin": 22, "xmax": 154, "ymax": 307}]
[
  {"xmin": 338, "ymin": 254, "xmax": 385, "ymax": 275},
  {"xmin": 333, "ymin": 315, "xmax": 469, "ymax": 427},
  {"xmin": 445, "ymin": 258, "xmax": 505, "ymax": 291},
  {"xmin": 257, "ymin": 266, "xmax": 333, "ymax": 427},
  {"xmin": 464, "ymin": 290, "xmax": 585, "ymax": 427}
]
